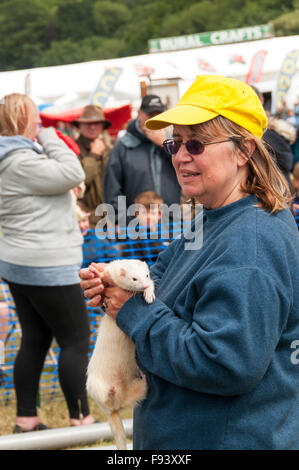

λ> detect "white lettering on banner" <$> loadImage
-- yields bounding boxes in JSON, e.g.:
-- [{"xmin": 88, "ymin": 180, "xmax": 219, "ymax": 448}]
[
  {"xmin": 150, "ymin": 24, "xmax": 273, "ymax": 52},
  {"xmin": 211, "ymin": 26, "xmax": 263, "ymax": 45}
]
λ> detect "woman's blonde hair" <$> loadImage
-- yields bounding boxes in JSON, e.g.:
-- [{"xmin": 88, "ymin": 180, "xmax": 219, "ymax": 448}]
[
  {"xmin": 0, "ymin": 93, "xmax": 36, "ymax": 137},
  {"xmin": 193, "ymin": 115, "xmax": 292, "ymax": 213}
]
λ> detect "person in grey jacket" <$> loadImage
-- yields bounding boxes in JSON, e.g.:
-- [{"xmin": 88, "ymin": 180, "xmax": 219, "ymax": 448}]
[
  {"xmin": 103, "ymin": 95, "xmax": 181, "ymax": 225},
  {"xmin": 0, "ymin": 93, "xmax": 96, "ymax": 432}
]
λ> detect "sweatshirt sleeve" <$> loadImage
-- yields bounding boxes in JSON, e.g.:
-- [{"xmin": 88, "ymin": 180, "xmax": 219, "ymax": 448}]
[
  {"xmin": 116, "ymin": 266, "xmax": 291, "ymax": 396},
  {"xmin": 15, "ymin": 128, "xmax": 86, "ymax": 195}
]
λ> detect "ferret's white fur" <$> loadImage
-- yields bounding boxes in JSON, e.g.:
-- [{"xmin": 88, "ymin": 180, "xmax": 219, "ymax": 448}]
[{"xmin": 86, "ymin": 259, "xmax": 155, "ymax": 450}]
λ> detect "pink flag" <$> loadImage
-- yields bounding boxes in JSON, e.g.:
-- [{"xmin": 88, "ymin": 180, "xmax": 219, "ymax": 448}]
[{"xmin": 246, "ymin": 50, "xmax": 267, "ymax": 86}]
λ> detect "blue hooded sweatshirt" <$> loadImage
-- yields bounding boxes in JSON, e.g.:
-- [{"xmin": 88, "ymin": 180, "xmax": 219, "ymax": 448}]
[{"xmin": 116, "ymin": 195, "xmax": 299, "ymax": 450}]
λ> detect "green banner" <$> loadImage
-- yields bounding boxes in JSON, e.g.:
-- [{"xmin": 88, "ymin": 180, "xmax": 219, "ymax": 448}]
[{"xmin": 148, "ymin": 24, "xmax": 273, "ymax": 53}]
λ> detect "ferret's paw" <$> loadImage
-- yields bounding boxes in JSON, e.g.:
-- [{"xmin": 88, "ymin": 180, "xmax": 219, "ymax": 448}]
[{"xmin": 143, "ymin": 286, "xmax": 155, "ymax": 304}]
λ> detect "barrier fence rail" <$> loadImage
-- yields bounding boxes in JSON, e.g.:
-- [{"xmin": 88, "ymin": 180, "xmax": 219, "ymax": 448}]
[{"xmin": 0, "ymin": 223, "xmax": 183, "ymax": 404}]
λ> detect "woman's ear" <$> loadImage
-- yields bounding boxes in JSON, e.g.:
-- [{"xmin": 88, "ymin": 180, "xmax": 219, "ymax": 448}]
[{"xmin": 236, "ymin": 138, "xmax": 256, "ymax": 167}]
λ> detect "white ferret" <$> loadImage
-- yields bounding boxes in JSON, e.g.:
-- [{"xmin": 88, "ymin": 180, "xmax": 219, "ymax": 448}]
[{"xmin": 86, "ymin": 259, "xmax": 155, "ymax": 450}]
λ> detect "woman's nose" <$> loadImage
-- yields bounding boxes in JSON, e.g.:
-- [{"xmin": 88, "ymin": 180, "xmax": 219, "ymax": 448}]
[{"xmin": 174, "ymin": 144, "xmax": 193, "ymax": 162}]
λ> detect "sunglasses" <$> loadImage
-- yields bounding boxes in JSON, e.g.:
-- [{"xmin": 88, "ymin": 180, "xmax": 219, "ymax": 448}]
[{"xmin": 163, "ymin": 138, "xmax": 232, "ymax": 156}]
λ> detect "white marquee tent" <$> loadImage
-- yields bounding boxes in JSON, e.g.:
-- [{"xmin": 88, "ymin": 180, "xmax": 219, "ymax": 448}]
[{"xmin": 0, "ymin": 34, "xmax": 298, "ymax": 114}]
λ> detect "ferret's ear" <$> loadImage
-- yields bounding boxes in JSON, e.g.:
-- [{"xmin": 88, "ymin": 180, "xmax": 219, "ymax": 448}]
[{"xmin": 120, "ymin": 268, "xmax": 126, "ymax": 277}]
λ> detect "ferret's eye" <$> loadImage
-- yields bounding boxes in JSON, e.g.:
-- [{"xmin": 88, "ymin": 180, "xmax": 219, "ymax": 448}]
[
  {"xmin": 146, "ymin": 274, "xmax": 149, "ymax": 277},
  {"xmin": 132, "ymin": 277, "xmax": 137, "ymax": 281}
]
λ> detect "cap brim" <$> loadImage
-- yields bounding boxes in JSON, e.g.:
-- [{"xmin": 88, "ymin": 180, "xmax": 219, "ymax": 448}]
[
  {"xmin": 141, "ymin": 107, "xmax": 165, "ymax": 115},
  {"xmin": 145, "ymin": 104, "xmax": 218, "ymax": 130}
]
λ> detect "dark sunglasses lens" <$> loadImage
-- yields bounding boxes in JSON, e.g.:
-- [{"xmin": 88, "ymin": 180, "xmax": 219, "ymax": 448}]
[
  {"xmin": 163, "ymin": 139, "xmax": 205, "ymax": 155},
  {"xmin": 163, "ymin": 140, "xmax": 179, "ymax": 155},
  {"xmin": 185, "ymin": 140, "xmax": 204, "ymax": 155}
]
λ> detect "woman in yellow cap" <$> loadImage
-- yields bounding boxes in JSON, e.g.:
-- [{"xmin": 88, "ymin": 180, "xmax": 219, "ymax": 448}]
[{"xmin": 80, "ymin": 75, "xmax": 299, "ymax": 450}]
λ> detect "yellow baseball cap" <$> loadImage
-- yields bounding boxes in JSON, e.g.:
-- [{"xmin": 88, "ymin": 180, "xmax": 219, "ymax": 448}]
[{"xmin": 145, "ymin": 75, "xmax": 267, "ymax": 138}]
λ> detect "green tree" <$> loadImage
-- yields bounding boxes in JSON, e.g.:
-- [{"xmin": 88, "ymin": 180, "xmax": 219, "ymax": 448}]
[
  {"xmin": 0, "ymin": 0, "xmax": 297, "ymax": 71},
  {"xmin": 93, "ymin": 1, "xmax": 131, "ymax": 37},
  {"xmin": 161, "ymin": 1, "xmax": 219, "ymax": 36},
  {"xmin": 39, "ymin": 36, "xmax": 125, "ymax": 66},
  {"xmin": 53, "ymin": 0, "xmax": 95, "ymax": 41},
  {"xmin": 272, "ymin": 9, "xmax": 299, "ymax": 36},
  {"xmin": 0, "ymin": 0, "xmax": 53, "ymax": 70},
  {"xmin": 123, "ymin": 3, "xmax": 162, "ymax": 56}
]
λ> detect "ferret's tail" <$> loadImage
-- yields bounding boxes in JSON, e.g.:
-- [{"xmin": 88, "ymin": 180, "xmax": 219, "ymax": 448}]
[{"xmin": 108, "ymin": 411, "xmax": 127, "ymax": 450}]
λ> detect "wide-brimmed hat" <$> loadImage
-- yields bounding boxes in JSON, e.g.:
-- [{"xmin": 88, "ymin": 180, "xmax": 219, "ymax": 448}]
[
  {"xmin": 145, "ymin": 75, "xmax": 267, "ymax": 138},
  {"xmin": 73, "ymin": 105, "xmax": 112, "ymax": 129}
]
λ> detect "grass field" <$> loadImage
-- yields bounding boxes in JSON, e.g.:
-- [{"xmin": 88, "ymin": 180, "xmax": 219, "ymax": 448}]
[{"xmin": 0, "ymin": 391, "xmax": 133, "ymax": 449}]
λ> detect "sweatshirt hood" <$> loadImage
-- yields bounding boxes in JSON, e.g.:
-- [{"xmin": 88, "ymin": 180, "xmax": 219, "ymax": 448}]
[{"xmin": 0, "ymin": 135, "xmax": 43, "ymax": 161}]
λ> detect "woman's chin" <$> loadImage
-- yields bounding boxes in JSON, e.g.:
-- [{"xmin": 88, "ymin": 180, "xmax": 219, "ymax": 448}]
[{"xmin": 180, "ymin": 184, "xmax": 202, "ymax": 201}]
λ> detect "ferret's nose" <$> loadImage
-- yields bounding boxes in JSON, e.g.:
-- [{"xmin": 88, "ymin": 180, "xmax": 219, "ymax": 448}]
[{"xmin": 142, "ymin": 284, "xmax": 150, "ymax": 289}]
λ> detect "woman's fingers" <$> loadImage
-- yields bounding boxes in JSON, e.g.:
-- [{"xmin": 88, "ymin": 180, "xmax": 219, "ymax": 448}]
[
  {"xmin": 78, "ymin": 263, "xmax": 116, "ymax": 308},
  {"xmin": 83, "ymin": 281, "xmax": 104, "ymax": 299},
  {"xmin": 87, "ymin": 295, "xmax": 103, "ymax": 308},
  {"xmin": 89, "ymin": 262, "xmax": 107, "ymax": 276},
  {"xmin": 103, "ymin": 286, "xmax": 134, "ymax": 319},
  {"xmin": 80, "ymin": 275, "xmax": 102, "ymax": 291},
  {"xmin": 79, "ymin": 267, "xmax": 95, "ymax": 280}
]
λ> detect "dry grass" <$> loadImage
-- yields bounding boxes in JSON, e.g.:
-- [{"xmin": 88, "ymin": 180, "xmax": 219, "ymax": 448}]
[{"xmin": 0, "ymin": 391, "xmax": 133, "ymax": 449}]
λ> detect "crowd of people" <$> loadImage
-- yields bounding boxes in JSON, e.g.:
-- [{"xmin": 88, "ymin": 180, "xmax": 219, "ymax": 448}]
[
  {"xmin": 0, "ymin": 78, "xmax": 298, "ymax": 448},
  {"xmin": 72, "ymin": 91, "xmax": 299, "ymax": 259},
  {"xmin": 72, "ymin": 92, "xmax": 299, "ymax": 233}
]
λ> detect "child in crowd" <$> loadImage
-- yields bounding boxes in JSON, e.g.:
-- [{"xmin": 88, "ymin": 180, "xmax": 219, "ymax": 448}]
[
  {"xmin": 134, "ymin": 191, "xmax": 164, "ymax": 230},
  {"xmin": 75, "ymin": 199, "xmax": 118, "ymax": 266},
  {"xmin": 119, "ymin": 191, "xmax": 169, "ymax": 265}
]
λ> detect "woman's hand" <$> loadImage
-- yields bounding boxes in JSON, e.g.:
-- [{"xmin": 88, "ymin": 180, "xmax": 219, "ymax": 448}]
[
  {"xmin": 103, "ymin": 286, "xmax": 134, "ymax": 320},
  {"xmin": 79, "ymin": 263, "xmax": 134, "ymax": 317},
  {"xmin": 79, "ymin": 263, "xmax": 107, "ymax": 307}
]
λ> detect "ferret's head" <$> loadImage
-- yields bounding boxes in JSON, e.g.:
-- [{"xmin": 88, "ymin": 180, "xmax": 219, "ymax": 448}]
[{"xmin": 116, "ymin": 259, "xmax": 151, "ymax": 292}]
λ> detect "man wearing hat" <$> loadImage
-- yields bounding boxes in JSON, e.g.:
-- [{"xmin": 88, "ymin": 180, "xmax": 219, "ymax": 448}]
[
  {"xmin": 73, "ymin": 105, "xmax": 113, "ymax": 228},
  {"xmin": 104, "ymin": 95, "xmax": 181, "ymax": 224}
]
